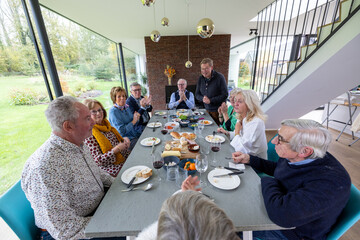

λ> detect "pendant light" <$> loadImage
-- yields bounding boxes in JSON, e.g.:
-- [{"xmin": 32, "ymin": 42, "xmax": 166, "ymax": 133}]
[
  {"xmin": 150, "ymin": 3, "xmax": 161, "ymax": 42},
  {"xmin": 161, "ymin": 0, "xmax": 169, "ymax": 26},
  {"xmin": 141, "ymin": 0, "xmax": 155, "ymax": 7},
  {"xmin": 185, "ymin": 1, "xmax": 192, "ymax": 68},
  {"xmin": 196, "ymin": 0, "xmax": 215, "ymax": 38}
]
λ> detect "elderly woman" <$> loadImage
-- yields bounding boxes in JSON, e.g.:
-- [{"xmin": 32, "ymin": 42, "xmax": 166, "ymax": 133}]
[
  {"xmin": 109, "ymin": 86, "xmax": 144, "ymax": 149},
  {"xmin": 218, "ymin": 89, "xmax": 268, "ymax": 159},
  {"xmin": 83, "ymin": 99, "xmax": 131, "ymax": 177},
  {"xmin": 218, "ymin": 88, "xmax": 240, "ymax": 131},
  {"xmin": 136, "ymin": 176, "xmax": 240, "ymax": 240}
]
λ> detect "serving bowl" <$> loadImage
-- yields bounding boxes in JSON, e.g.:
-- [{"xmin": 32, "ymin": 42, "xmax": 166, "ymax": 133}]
[
  {"xmin": 179, "ymin": 120, "xmax": 190, "ymax": 128},
  {"xmin": 162, "ymin": 156, "xmax": 180, "ymax": 170},
  {"xmin": 179, "ymin": 158, "xmax": 196, "ymax": 175},
  {"xmin": 188, "ymin": 115, "xmax": 199, "ymax": 123}
]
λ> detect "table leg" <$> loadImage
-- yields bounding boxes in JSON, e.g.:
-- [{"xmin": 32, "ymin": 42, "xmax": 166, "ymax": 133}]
[{"xmin": 243, "ymin": 231, "xmax": 253, "ymax": 240}]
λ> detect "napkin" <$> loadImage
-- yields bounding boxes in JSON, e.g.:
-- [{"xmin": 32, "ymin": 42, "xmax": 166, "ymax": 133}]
[{"xmin": 229, "ymin": 162, "xmax": 245, "ymax": 170}]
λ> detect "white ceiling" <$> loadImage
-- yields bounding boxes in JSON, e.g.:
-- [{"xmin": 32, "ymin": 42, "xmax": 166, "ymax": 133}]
[{"xmin": 39, "ymin": 0, "xmax": 274, "ymax": 55}]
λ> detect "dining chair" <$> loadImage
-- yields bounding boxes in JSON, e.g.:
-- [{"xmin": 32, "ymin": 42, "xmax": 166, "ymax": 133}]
[
  {"xmin": 257, "ymin": 135, "xmax": 279, "ymax": 178},
  {"xmin": 327, "ymin": 184, "xmax": 360, "ymax": 240},
  {"xmin": 0, "ymin": 180, "xmax": 40, "ymax": 240}
]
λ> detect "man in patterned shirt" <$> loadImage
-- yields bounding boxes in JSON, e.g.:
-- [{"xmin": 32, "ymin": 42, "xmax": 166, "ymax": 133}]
[{"xmin": 22, "ymin": 96, "xmax": 124, "ymax": 240}]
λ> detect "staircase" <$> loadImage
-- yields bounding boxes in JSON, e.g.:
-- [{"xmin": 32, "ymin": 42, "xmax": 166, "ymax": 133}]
[{"xmin": 252, "ymin": 0, "xmax": 360, "ymax": 128}]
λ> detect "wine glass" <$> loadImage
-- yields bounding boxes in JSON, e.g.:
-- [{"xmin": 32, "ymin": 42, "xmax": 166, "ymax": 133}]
[
  {"xmin": 211, "ymin": 140, "xmax": 221, "ymax": 166},
  {"xmin": 195, "ymin": 154, "xmax": 208, "ymax": 188},
  {"xmin": 152, "ymin": 153, "xmax": 164, "ymax": 182},
  {"xmin": 160, "ymin": 128, "xmax": 168, "ymax": 142},
  {"xmin": 197, "ymin": 121, "xmax": 204, "ymax": 138}
]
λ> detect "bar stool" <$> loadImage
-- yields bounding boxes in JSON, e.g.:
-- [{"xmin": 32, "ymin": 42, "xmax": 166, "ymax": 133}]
[
  {"xmin": 349, "ymin": 110, "xmax": 360, "ymax": 147},
  {"xmin": 322, "ymin": 91, "xmax": 359, "ymax": 141}
]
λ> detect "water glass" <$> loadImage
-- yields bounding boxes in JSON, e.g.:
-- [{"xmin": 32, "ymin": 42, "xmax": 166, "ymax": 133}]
[
  {"xmin": 176, "ymin": 168, "xmax": 188, "ymax": 187},
  {"xmin": 197, "ymin": 122, "xmax": 204, "ymax": 138},
  {"xmin": 211, "ymin": 140, "xmax": 221, "ymax": 166},
  {"xmin": 166, "ymin": 166, "xmax": 179, "ymax": 182}
]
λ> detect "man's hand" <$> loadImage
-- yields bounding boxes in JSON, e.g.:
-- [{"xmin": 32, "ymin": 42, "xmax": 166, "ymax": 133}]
[
  {"xmin": 145, "ymin": 95, "xmax": 152, "ymax": 105},
  {"xmin": 232, "ymin": 151, "xmax": 250, "ymax": 164},
  {"xmin": 181, "ymin": 175, "xmax": 201, "ymax": 192},
  {"xmin": 203, "ymin": 96, "xmax": 210, "ymax": 104},
  {"xmin": 139, "ymin": 98, "xmax": 146, "ymax": 107},
  {"xmin": 179, "ymin": 91, "xmax": 186, "ymax": 102}
]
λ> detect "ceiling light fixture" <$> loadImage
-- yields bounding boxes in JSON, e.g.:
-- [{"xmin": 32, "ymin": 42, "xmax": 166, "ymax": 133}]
[
  {"xmin": 161, "ymin": 0, "xmax": 169, "ymax": 26},
  {"xmin": 196, "ymin": 0, "xmax": 215, "ymax": 38},
  {"xmin": 150, "ymin": 3, "xmax": 161, "ymax": 42},
  {"xmin": 185, "ymin": 1, "xmax": 192, "ymax": 68},
  {"xmin": 141, "ymin": 0, "xmax": 155, "ymax": 7},
  {"xmin": 249, "ymin": 28, "xmax": 258, "ymax": 36}
]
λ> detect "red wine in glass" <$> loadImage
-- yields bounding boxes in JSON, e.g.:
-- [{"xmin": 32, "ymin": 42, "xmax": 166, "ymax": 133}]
[
  {"xmin": 153, "ymin": 161, "xmax": 164, "ymax": 169},
  {"xmin": 161, "ymin": 129, "xmax": 168, "ymax": 135},
  {"xmin": 211, "ymin": 146, "xmax": 220, "ymax": 152}
]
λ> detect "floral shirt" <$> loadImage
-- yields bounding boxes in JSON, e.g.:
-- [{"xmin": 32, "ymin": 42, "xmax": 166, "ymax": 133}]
[
  {"xmin": 21, "ymin": 133, "xmax": 114, "ymax": 240},
  {"xmin": 85, "ymin": 131, "xmax": 130, "ymax": 177}
]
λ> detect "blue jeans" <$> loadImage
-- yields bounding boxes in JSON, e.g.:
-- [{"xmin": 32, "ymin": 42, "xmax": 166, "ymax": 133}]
[
  {"xmin": 40, "ymin": 230, "xmax": 126, "ymax": 240},
  {"xmin": 237, "ymin": 230, "xmax": 288, "ymax": 240}
]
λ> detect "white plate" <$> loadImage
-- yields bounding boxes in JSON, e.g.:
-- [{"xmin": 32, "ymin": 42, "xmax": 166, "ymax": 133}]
[
  {"xmin": 155, "ymin": 111, "xmax": 167, "ymax": 116},
  {"xmin": 193, "ymin": 111, "xmax": 205, "ymax": 116},
  {"xmin": 205, "ymin": 135, "xmax": 226, "ymax": 143},
  {"xmin": 207, "ymin": 169, "xmax": 241, "ymax": 190},
  {"xmin": 121, "ymin": 165, "xmax": 151, "ymax": 185},
  {"xmin": 199, "ymin": 120, "xmax": 212, "ymax": 125},
  {"xmin": 164, "ymin": 122, "xmax": 179, "ymax": 131},
  {"xmin": 172, "ymin": 132, "xmax": 197, "ymax": 141},
  {"xmin": 147, "ymin": 122, "xmax": 162, "ymax": 128},
  {"xmin": 140, "ymin": 137, "xmax": 161, "ymax": 146}
]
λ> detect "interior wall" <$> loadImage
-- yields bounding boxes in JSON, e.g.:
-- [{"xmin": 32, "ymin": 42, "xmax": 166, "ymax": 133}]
[{"xmin": 145, "ymin": 34, "xmax": 231, "ymax": 110}]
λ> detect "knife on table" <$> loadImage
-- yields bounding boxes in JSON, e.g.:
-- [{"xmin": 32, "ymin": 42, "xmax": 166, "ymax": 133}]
[
  {"xmin": 221, "ymin": 166, "xmax": 243, "ymax": 172},
  {"xmin": 213, "ymin": 171, "xmax": 244, "ymax": 178},
  {"xmin": 127, "ymin": 170, "xmax": 141, "ymax": 188},
  {"xmin": 151, "ymin": 140, "xmax": 156, "ymax": 155}
]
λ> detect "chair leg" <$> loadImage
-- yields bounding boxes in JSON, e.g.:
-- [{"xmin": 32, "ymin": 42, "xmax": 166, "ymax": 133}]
[{"xmin": 349, "ymin": 137, "xmax": 360, "ymax": 147}]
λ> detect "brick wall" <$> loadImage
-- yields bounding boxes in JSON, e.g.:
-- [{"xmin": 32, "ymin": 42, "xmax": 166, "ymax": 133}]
[{"xmin": 145, "ymin": 34, "xmax": 231, "ymax": 110}]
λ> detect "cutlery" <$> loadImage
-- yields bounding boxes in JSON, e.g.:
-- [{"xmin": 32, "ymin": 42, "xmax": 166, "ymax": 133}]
[
  {"xmin": 127, "ymin": 170, "xmax": 141, "ymax": 188},
  {"xmin": 151, "ymin": 141, "xmax": 156, "ymax": 155},
  {"xmin": 122, "ymin": 183, "xmax": 153, "ymax": 192},
  {"xmin": 225, "ymin": 157, "xmax": 233, "ymax": 160},
  {"xmin": 213, "ymin": 171, "xmax": 244, "ymax": 178},
  {"xmin": 217, "ymin": 166, "xmax": 242, "ymax": 172},
  {"xmin": 153, "ymin": 121, "xmax": 158, "ymax": 132}
]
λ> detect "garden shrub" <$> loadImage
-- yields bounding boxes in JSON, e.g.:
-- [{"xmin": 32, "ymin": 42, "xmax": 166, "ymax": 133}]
[{"xmin": 9, "ymin": 88, "xmax": 48, "ymax": 105}]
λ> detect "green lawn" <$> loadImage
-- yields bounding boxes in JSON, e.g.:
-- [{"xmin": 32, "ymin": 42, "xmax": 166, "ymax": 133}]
[{"xmin": 0, "ymin": 75, "xmax": 123, "ymax": 194}]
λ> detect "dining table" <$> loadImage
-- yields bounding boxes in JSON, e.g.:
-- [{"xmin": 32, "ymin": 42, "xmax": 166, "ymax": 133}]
[{"xmin": 85, "ymin": 109, "xmax": 287, "ymax": 240}]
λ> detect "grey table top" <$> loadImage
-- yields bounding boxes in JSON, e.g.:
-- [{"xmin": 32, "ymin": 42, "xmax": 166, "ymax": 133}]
[{"xmin": 85, "ymin": 110, "xmax": 284, "ymax": 238}]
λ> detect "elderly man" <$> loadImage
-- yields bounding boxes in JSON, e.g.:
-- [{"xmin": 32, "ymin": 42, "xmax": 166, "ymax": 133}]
[
  {"xmin": 21, "ymin": 96, "xmax": 124, "ymax": 240},
  {"xmin": 168, "ymin": 78, "xmax": 195, "ymax": 110},
  {"xmin": 195, "ymin": 58, "xmax": 228, "ymax": 125},
  {"xmin": 233, "ymin": 119, "xmax": 351, "ymax": 240},
  {"xmin": 126, "ymin": 82, "xmax": 152, "ymax": 127}
]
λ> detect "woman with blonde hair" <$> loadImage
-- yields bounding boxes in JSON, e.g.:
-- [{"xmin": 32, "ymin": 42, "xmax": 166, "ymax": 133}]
[
  {"xmin": 218, "ymin": 89, "xmax": 268, "ymax": 159},
  {"xmin": 83, "ymin": 99, "xmax": 131, "ymax": 177}
]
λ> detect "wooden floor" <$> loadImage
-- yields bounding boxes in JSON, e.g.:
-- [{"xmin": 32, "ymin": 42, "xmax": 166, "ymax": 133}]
[
  {"xmin": 1, "ymin": 129, "xmax": 359, "ymax": 240},
  {"xmin": 267, "ymin": 128, "xmax": 360, "ymax": 240}
]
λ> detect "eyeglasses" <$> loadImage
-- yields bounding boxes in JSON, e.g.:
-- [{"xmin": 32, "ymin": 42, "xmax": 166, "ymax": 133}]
[
  {"xmin": 90, "ymin": 109, "xmax": 103, "ymax": 115},
  {"xmin": 177, "ymin": 83, "xmax": 185, "ymax": 86},
  {"xmin": 132, "ymin": 88, "xmax": 142, "ymax": 92},
  {"xmin": 275, "ymin": 133, "xmax": 290, "ymax": 145}
]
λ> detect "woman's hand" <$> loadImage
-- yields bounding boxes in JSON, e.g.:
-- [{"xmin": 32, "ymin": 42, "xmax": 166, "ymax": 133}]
[
  {"xmin": 217, "ymin": 127, "xmax": 229, "ymax": 137},
  {"xmin": 218, "ymin": 106, "xmax": 222, "ymax": 115},
  {"xmin": 113, "ymin": 142, "xmax": 127, "ymax": 154},
  {"xmin": 220, "ymin": 102, "xmax": 228, "ymax": 113},
  {"xmin": 232, "ymin": 151, "xmax": 250, "ymax": 164},
  {"xmin": 132, "ymin": 112, "xmax": 140, "ymax": 125},
  {"xmin": 123, "ymin": 137, "xmax": 131, "ymax": 149},
  {"xmin": 181, "ymin": 175, "xmax": 201, "ymax": 192}
]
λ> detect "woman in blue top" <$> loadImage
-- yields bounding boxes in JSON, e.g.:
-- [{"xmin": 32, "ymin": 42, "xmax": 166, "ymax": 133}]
[{"xmin": 109, "ymin": 86, "xmax": 144, "ymax": 150}]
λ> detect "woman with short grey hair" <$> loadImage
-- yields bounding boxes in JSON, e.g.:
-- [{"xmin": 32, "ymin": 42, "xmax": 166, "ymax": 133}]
[
  {"xmin": 45, "ymin": 96, "xmax": 79, "ymax": 132},
  {"xmin": 281, "ymin": 119, "xmax": 332, "ymax": 159}
]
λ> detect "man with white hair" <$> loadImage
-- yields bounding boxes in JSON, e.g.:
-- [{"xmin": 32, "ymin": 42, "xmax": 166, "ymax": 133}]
[
  {"xmin": 168, "ymin": 78, "xmax": 195, "ymax": 110},
  {"xmin": 22, "ymin": 96, "xmax": 124, "ymax": 240},
  {"xmin": 233, "ymin": 119, "xmax": 351, "ymax": 240}
]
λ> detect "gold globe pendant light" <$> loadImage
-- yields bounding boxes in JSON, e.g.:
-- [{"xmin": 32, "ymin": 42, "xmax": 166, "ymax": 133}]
[
  {"xmin": 150, "ymin": 3, "xmax": 161, "ymax": 42},
  {"xmin": 196, "ymin": 0, "xmax": 215, "ymax": 38},
  {"xmin": 185, "ymin": 1, "xmax": 192, "ymax": 68},
  {"xmin": 161, "ymin": 0, "xmax": 169, "ymax": 26}
]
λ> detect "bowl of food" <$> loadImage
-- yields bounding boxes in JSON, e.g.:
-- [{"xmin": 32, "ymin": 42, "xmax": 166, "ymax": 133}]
[
  {"xmin": 179, "ymin": 120, "xmax": 190, "ymax": 128},
  {"xmin": 163, "ymin": 156, "xmax": 180, "ymax": 170},
  {"xmin": 188, "ymin": 143, "xmax": 200, "ymax": 152},
  {"xmin": 189, "ymin": 123, "xmax": 198, "ymax": 130},
  {"xmin": 164, "ymin": 122, "xmax": 179, "ymax": 131},
  {"xmin": 179, "ymin": 158, "xmax": 196, "ymax": 175},
  {"xmin": 188, "ymin": 115, "xmax": 199, "ymax": 123}
]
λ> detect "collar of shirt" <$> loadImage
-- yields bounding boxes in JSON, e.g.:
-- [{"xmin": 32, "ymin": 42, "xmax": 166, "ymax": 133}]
[
  {"xmin": 288, "ymin": 158, "xmax": 316, "ymax": 165},
  {"xmin": 114, "ymin": 103, "xmax": 129, "ymax": 110}
]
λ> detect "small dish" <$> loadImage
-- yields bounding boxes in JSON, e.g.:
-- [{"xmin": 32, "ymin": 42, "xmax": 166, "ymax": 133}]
[
  {"xmin": 179, "ymin": 120, "xmax": 190, "ymax": 128},
  {"xmin": 163, "ymin": 156, "xmax": 180, "ymax": 170},
  {"xmin": 179, "ymin": 158, "xmax": 196, "ymax": 175},
  {"xmin": 188, "ymin": 143, "xmax": 200, "ymax": 152},
  {"xmin": 189, "ymin": 123, "xmax": 198, "ymax": 130},
  {"xmin": 188, "ymin": 116, "xmax": 199, "ymax": 123}
]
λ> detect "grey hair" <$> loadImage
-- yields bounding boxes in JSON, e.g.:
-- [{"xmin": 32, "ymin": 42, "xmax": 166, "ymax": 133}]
[
  {"xmin": 44, "ymin": 96, "xmax": 80, "ymax": 132},
  {"xmin": 130, "ymin": 82, "xmax": 141, "ymax": 90},
  {"xmin": 157, "ymin": 191, "xmax": 240, "ymax": 240},
  {"xmin": 281, "ymin": 119, "xmax": 332, "ymax": 159},
  {"xmin": 178, "ymin": 78, "xmax": 187, "ymax": 85}
]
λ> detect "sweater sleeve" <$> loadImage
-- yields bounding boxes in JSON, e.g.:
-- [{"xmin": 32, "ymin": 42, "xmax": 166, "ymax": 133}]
[
  {"xmin": 195, "ymin": 78, "xmax": 204, "ymax": 102},
  {"xmin": 249, "ymin": 155, "xmax": 277, "ymax": 176},
  {"xmin": 168, "ymin": 92, "xmax": 178, "ymax": 109},
  {"xmin": 208, "ymin": 74, "xmax": 228, "ymax": 104},
  {"xmin": 185, "ymin": 92, "xmax": 195, "ymax": 109},
  {"xmin": 109, "ymin": 108, "xmax": 137, "ymax": 138}
]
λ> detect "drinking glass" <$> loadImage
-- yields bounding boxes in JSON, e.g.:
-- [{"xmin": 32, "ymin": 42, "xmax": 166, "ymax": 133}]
[
  {"xmin": 210, "ymin": 140, "xmax": 221, "ymax": 166},
  {"xmin": 197, "ymin": 122, "xmax": 204, "ymax": 138},
  {"xmin": 201, "ymin": 143, "xmax": 210, "ymax": 155},
  {"xmin": 176, "ymin": 168, "xmax": 188, "ymax": 187},
  {"xmin": 160, "ymin": 128, "xmax": 168, "ymax": 142},
  {"xmin": 152, "ymin": 153, "xmax": 164, "ymax": 182},
  {"xmin": 195, "ymin": 154, "xmax": 208, "ymax": 188}
]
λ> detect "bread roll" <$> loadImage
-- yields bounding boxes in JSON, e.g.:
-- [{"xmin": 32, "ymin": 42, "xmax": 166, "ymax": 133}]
[
  {"xmin": 188, "ymin": 133, "xmax": 196, "ymax": 140},
  {"xmin": 180, "ymin": 137, "xmax": 187, "ymax": 146},
  {"xmin": 170, "ymin": 131, "xmax": 181, "ymax": 139},
  {"xmin": 165, "ymin": 143, "xmax": 172, "ymax": 151},
  {"xmin": 141, "ymin": 168, "xmax": 152, "ymax": 178},
  {"xmin": 171, "ymin": 147, "xmax": 182, "ymax": 152},
  {"xmin": 181, "ymin": 133, "xmax": 189, "ymax": 138}
]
